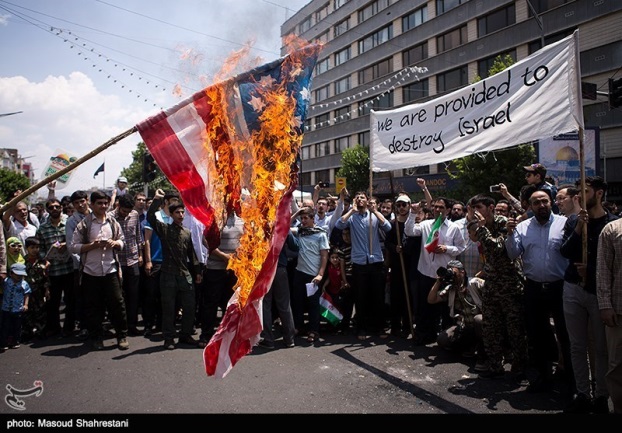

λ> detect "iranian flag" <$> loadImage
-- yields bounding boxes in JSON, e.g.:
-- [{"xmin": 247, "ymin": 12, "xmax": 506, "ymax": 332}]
[
  {"xmin": 319, "ymin": 291, "xmax": 343, "ymax": 326},
  {"xmin": 424, "ymin": 215, "xmax": 444, "ymax": 254}
]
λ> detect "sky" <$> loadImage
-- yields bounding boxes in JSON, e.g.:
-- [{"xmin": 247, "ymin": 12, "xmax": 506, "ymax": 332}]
[{"xmin": 0, "ymin": 0, "xmax": 310, "ymax": 198}]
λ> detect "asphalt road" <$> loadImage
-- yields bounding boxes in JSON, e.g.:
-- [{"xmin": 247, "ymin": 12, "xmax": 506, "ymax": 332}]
[{"xmin": 0, "ymin": 324, "xmax": 573, "ymax": 422}]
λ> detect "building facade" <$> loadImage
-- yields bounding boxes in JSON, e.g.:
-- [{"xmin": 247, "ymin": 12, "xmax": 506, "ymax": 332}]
[{"xmin": 281, "ymin": 0, "xmax": 622, "ymax": 200}]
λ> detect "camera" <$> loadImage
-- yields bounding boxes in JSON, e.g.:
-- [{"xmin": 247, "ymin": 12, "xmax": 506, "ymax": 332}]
[
  {"xmin": 489, "ymin": 185, "xmax": 501, "ymax": 193},
  {"xmin": 318, "ymin": 181, "xmax": 329, "ymax": 188},
  {"xmin": 436, "ymin": 266, "xmax": 455, "ymax": 284}
]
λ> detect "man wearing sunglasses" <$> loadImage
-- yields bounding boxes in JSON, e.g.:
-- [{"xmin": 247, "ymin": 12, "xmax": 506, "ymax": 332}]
[{"xmin": 2, "ymin": 200, "xmax": 38, "ymax": 256}]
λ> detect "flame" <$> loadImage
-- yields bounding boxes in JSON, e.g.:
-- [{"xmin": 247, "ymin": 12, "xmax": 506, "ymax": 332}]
[{"xmin": 203, "ymin": 37, "xmax": 319, "ymax": 309}]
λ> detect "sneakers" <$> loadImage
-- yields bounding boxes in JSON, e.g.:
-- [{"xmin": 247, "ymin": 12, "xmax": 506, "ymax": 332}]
[
  {"xmin": 143, "ymin": 327, "xmax": 154, "ymax": 337},
  {"xmin": 163, "ymin": 339, "xmax": 175, "ymax": 350},
  {"xmin": 284, "ymin": 340, "xmax": 295, "ymax": 348},
  {"xmin": 563, "ymin": 393, "xmax": 592, "ymax": 414},
  {"xmin": 77, "ymin": 329, "xmax": 89, "ymax": 340},
  {"xmin": 9, "ymin": 343, "xmax": 21, "ymax": 349},
  {"xmin": 91, "ymin": 340, "xmax": 104, "ymax": 351},
  {"xmin": 258, "ymin": 339, "xmax": 275, "ymax": 349},
  {"xmin": 117, "ymin": 338, "xmax": 129, "ymax": 351},
  {"xmin": 178, "ymin": 335, "xmax": 199, "ymax": 347},
  {"xmin": 592, "ymin": 396, "xmax": 610, "ymax": 414},
  {"xmin": 474, "ymin": 359, "xmax": 490, "ymax": 372},
  {"xmin": 127, "ymin": 327, "xmax": 141, "ymax": 337}
]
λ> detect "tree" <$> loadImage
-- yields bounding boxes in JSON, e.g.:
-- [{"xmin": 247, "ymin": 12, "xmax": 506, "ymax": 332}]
[
  {"xmin": 448, "ymin": 54, "xmax": 536, "ymax": 200},
  {"xmin": 120, "ymin": 142, "xmax": 173, "ymax": 197},
  {"xmin": 0, "ymin": 168, "xmax": 31, "ymax": 204},
  {"xmin": 336, "ymin": 144, "xmax": 370, "ymax": 194}
]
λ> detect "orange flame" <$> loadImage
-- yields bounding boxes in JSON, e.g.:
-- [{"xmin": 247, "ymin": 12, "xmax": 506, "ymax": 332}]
[{"xmin": 203, "ymin": 36, "xmax": 319, "ymax": 309}]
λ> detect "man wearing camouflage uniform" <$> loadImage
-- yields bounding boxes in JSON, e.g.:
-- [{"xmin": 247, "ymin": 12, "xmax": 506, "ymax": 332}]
[{"xmin": 470, "ymin": 194, "xmax": 529, "ymax": 380}]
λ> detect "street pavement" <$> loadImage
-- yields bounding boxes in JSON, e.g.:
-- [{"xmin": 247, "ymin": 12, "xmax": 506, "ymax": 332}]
[{"xmin": 0, "ymin": 324, "xmax": 573, "ymax": 420}]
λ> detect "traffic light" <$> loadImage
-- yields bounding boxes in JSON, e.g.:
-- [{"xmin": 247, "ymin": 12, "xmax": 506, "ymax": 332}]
[
  {"xmin": 142, "ymin": 153, "xmax": 157, "ymax": 182},
  {"xmin": 609, "ymin": 77, "xmax": 622, "ymax": 109},
  {"xmin": 581, "ymin": 81, "xmax": 597, "ymax": 100}
]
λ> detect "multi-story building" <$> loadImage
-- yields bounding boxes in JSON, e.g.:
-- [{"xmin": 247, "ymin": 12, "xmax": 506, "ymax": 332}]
[{"xmin": 281, "ymin": 0, "xmax": 622, "ymax": 200}]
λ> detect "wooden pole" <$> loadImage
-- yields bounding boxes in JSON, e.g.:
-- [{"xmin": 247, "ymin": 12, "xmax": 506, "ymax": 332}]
[
  {"xmin": 388, "ymin": 172, "xmax": 415, "ymax": 339},
  {"xmin": 368, "ymin": 166, "xmax": 373, "ymax": 254},
  {"xmin": 578, "ymin": 126, "xmax": 587, "ymax": 283},
  {"xmin": 0, "ymin": 126, "xmax": 137, "ymax": 214}
]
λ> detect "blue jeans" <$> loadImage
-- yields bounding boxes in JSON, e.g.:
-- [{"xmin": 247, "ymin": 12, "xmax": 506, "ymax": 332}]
[{"xmin": 563, "ymin": 281, "xmax": 608, "ymax": 398}]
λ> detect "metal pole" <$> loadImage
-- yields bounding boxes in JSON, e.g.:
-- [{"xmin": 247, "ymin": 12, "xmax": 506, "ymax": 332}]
[{"xmin": 525, "ymin": 0, "xmax": 545, "ymax": 48}]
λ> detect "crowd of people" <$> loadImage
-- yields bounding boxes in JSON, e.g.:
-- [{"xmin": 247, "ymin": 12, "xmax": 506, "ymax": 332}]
[{"xmin": 1, "ymin": 163, "xmax": 621, "ymax": 414}]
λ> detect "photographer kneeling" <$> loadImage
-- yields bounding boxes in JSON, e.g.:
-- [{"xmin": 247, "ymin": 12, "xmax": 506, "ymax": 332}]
[{"xmin": 427, "ymin": 260, "xmax": 488, "ymax": 371}]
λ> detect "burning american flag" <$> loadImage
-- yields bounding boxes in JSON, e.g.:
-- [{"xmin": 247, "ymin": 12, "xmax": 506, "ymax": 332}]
[{"xmin": 136, "ymin": 43, "xmax": 321, "ymax": 378}]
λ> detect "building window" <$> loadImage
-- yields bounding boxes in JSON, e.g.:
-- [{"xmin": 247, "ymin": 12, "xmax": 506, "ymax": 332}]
[
  {"xmin": 477, "ymin": 50, "xmax": 516, "ymax": 79},
  {"xmin": 478, "ymin": 4, "xmax": 516, "ymax": 37},
  {"xmin": 315, "ymin": 113, "xmax": 330, "ymax": 129},
  {"xmin": 359, "ymin": 24, "xmax": 393, "ymax": 54},
  {"xmin": 335, "ymin": 47, "xmax": 351, "ymax": 66},
  {"xmin": 299, "ymin": 171, "xmax": 311, "ymax": 187},
  {"xmin": 315, "ymin": 85, "xmax": 329, "ymax": 103},
  {"xmin": 402, "ymin": 5, "xmax": 428, "ymax": 31},
  {"xmin": 528, "ymin": 0, "xmax": 571, "ymax": 14},
  {"xmin": 334, "ymin": 17, "xmax": 350, "ymax": 37},
  {"xmin": 315, "ymin": 3, "xmax": 330, "ymax": 22},
  {"xmin": 402, "ymin": 42, "xmax": 428, "ymax": 66},
  {"xmin": 334, "ymin": 76, "xmax": 351, "ymax": 95},
  {"xmin": 358, "ymin": 57, "xmax": 393, "ymax": 85},
  {"xmin": 299, "ymin": 16, "xmax": 312, "ymax": 33},
  {"xmin": 437, "ymin": 25, "xmax": 467, "ymax": 53},
  {"xmin": 358, "ymin": 131, "xmax": 370, "ymax": 147},
  {"xmin": 358, "ymin": 0, "xmax": 393, "ymax": 24},
  {"xmin": 436, "ymin": 0, "xmax": 467, "ymax": 15},
  {"xmin": 314, "ymin": 143, "xmax": 321, "ymax": 158},
  {"xmin": 301, "ymin": 146, "xmax": 310, "ymax": 160},
  {"xmin": 334, "ymin": 136, "xmax": 350, "ymax": 153},
  {"xmin": 322, "ymin": 141, "xmax": 331, "ymax": 155},
  {"xmin": 334, "ymin": 0, "xmax": 349, "ymax": 10},
  {"xmin": 315, "ymin": 31, "xmax": 329, "ymax": 45},
  {"xmin": 437, "ymin": 66, "xmax": 468, "ymax": 93},
  {"xmin": 334, "ymin": 106, "xmax": 350, "ymax": 124},
  {"xmin": 316, "ymin": 57, "xmax": 330, "ymax": 75},
  {"xmin": 402, "ymin": 79, "xmax": 429, "ymax": 103},
  {"xmin": 358, "ymin": 91, "xmax": 394, "ymax": 116},
  {"xmin": 316, "ymin": 169, "xmax": 330, "ymax": 184}
]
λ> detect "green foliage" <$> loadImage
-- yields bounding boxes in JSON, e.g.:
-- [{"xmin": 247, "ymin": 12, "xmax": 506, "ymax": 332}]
[
  {"xmin": 447, "ymin": 144, "xmax": 536, "ymax": 200},
  {"xmin": 449, "ymin": 54, "xmax": 535, "ymax": 201},
  {"xmin": 0, "ymin": 168, "xmax": 31, "ymax": 203},
  {"xmin": 120, "ymin": 142, "xmax": 173, "ymax": 198},
  {"xmin": 336, "ymin": 144, "xmax": 370, "ymax": 194}
]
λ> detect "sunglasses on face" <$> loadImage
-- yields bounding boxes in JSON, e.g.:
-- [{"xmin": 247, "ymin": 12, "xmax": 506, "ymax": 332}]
[
  {"xmin": 47, "ymin": 205, "xmax": 62, "ymax": 210},
  {"xmin": 9, "ymin": 243, "xmax": 22, "ymax": 248},
  {"xmin": 396, "ymin": 202, "xmax": 409, "ymax": 207}
]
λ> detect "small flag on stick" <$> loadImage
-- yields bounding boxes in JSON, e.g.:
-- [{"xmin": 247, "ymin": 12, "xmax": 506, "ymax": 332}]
[
  {"xmin": 93, "ymin": 162, "xmax": 105, "ymax": 178},
  {"xmin": 424, "ymin": 215, "xmax": 444, "ymax": 254},
  {"xmin": 319, "ymin": 291, "xmax": 343, "ymax": 326}
]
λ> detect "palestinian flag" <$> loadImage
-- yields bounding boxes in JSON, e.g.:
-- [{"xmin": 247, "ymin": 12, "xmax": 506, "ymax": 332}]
[
  {"xmin": 424, "ymin": 215, "xmax": 444, "ymax": 254},
  {"xmin": 319, "ymin": 291, "xmax": 343, "ymax": 326}
]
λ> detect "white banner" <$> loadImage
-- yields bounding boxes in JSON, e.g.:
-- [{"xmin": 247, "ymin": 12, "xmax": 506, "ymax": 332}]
[{"xmin": 370, "ymin": 30, "xmax": 583, "ymax": 172}]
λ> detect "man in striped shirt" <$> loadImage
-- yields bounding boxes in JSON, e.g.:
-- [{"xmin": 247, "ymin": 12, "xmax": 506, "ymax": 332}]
[{"xmin": 597, "ymin": 217, "xmax": 622, "ymax": 414}]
